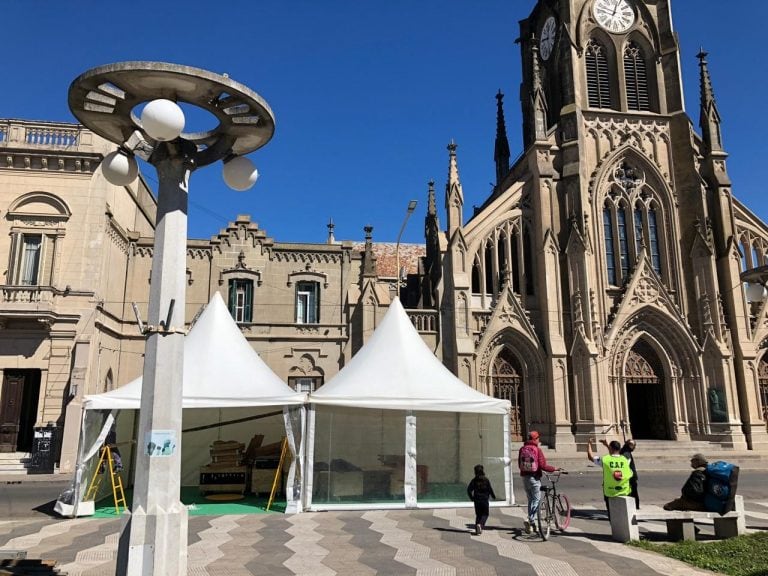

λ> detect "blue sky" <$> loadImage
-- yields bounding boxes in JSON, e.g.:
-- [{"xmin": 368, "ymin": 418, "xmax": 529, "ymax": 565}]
[{"xmin": 4, "ymin": 1, "xmax": 766, "ymax": 244}]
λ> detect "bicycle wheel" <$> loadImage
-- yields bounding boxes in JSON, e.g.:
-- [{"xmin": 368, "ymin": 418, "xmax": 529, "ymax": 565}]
[
  {"xmin": 536, "ymin": 498, "xmax": 551, "ymax": 541},
  {"xmin": 554, "ymin": 493, "xmax": 571, "ymax": 531}
]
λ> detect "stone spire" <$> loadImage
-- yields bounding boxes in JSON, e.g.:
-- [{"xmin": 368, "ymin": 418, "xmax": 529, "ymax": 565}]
[
  {"xmin": 362, "ymin": 225, "xmax": 377, "ymax": 277},
  {"xmin": 494, "ymin": 90, "xmax": 511, "ymax": 186},
  {"xmin": 326, "ymin": 218, "xmax": 335, "ymax": 244},
  {"xmin": 423, "ymin": 179, "xmax": 442, "ymax": 309},
  {"xmin": 445, "ymin": 141, "xmax": 464, "ymax": 235},
  {"xmin": 698, "ymin": 49, "xmax": 723, "ymax": 153},
  {"xmin": 427, "ymin": 179, "xmax": 437, "ymax": 217}
]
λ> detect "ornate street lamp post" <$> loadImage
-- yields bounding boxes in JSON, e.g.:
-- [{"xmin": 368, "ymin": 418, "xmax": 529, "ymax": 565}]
[{"xmin": 69, "ymin": 62, "xmax": 275, "ymax": 575}]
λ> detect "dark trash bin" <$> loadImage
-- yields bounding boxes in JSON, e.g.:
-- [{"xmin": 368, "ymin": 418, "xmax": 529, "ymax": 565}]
[{"xmin": 28, "ymin": 423, "xmax": 58, "ymax": 474}]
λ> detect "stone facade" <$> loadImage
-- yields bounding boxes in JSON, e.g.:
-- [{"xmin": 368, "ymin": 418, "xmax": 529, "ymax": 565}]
[
  {"xmin": 426, "ymin": 0, "xmax": 768, "ymax": 452},
  {"xmin": 0, "ymin": 119, "xmax": 429, "ymax": 472}
]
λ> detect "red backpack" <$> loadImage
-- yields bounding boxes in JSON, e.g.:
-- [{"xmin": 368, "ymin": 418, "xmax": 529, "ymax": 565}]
[{"xmin": 519, "ymin": 444, "xmax": 539, "ymax": 473}]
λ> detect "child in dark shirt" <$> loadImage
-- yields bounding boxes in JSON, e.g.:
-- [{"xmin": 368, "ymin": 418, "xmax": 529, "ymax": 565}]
[{"xmin": 467, "ymin": 464, "xmax": 497, "ymax": 535}]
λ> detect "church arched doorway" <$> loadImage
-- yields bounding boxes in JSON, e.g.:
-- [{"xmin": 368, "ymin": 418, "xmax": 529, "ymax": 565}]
[
  {"xmin": 758, "ymin": 356, "xmax": 768, "ymax": 430},
  {"xmin": 491, "ymin": 348, "xmax": 526, "ymax": 442},
  {"xmin": 625, "ymin": 340, "xmax": 669, "ymax": 439}
]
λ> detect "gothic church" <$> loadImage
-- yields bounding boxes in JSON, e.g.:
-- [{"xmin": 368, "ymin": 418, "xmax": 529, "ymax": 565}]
[{"xmin": 424, "ymin": 0, "xmax": 768, "ymax": 451}]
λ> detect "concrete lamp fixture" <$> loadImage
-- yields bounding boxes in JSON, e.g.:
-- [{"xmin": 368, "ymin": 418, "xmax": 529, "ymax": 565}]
[
  {"xmin": 69, "ymin": 61, "xmax": 275, "ymax": 576},
  {"xmin": 99, "ymin": 95, "xmax": 263, "ymax": 192}
]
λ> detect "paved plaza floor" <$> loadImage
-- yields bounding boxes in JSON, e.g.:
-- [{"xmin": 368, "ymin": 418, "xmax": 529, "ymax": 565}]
[{"xmin": 3, "ymin": 499, "xmax": 767, "ymax": 576}]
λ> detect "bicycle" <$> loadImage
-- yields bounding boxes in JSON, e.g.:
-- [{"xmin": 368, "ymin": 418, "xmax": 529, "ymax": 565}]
[{"xmin": 536, "ymin": 470, "xmax": 571, "ymax": 541}]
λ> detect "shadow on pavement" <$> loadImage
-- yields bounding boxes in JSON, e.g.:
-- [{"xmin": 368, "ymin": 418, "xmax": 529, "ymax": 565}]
[
  {"xmin": 570, "ymin": 508, "xmax": 609, "ymax": 521},
  {"xmin": 32, "ymin": 499, "xmax": 61, "ymax": 519}
]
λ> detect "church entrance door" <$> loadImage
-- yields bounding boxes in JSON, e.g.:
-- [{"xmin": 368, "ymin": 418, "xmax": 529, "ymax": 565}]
[
  {"xmin": 624, "ymin": 342, "xmax": 669, "ymax": 440},
  {"xmin": 491, "ymin": 348, "xmax": 525, "ymax": 442}
]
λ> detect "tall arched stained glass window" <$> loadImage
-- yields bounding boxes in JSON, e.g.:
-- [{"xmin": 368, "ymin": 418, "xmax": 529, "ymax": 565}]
[
  {"xmin": 604, "ymin": 206, "xmax": 616, "ymax": 285},
  {"xmin": 648, "ymin": 207, "xmax": 661, "ymax": 274},
  {"xmin": 634, "ymin": 207, "xmax": 644, "ymax": 255},
  {"xmin": 617, "ymin": 207, "xmax": 629, "ymax": 280}
]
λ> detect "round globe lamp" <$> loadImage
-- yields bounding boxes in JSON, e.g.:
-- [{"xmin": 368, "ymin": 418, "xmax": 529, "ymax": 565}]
[
  {"xmin": 101, "ymin": 150, "xmax": 138, "ymax": 186},
  {"xmin": 223, "ymin": 156, "xmax": 259, "ymax": 191},
  {"xmin": 141, "ymin": 99, "xmax": 185, "ymax": 141}
]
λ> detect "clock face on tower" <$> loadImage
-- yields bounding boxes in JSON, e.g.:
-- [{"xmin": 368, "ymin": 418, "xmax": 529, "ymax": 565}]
[
  {"xmin": 540, "ymin": 16, "xmax": 557, "ymax": 61},
  {"xmin": 593, "ymin": 0, "xmax": 635, "ymax": 33}
]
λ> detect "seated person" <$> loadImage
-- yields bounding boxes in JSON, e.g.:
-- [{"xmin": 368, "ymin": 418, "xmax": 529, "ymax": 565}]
[{"xmin": 663, "ymin": 453, "xmax": 708, "ymax": 511}]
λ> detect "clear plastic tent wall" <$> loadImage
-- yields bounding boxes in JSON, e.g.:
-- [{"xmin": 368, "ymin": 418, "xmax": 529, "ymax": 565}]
[
  {"xmin": 305, "ymin": 298, "xmax": 513, "ymax": 511},
  {"xmin": 307, "ymin": 406, "xmax": 508, "ymax": 509}
]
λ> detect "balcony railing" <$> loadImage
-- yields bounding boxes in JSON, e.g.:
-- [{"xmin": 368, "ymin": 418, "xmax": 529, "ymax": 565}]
[
  {"xmin": 1, "ymin": 286, "xmax": 55, "ymax": 304},
  {"xmin": 0, "ymin": 120, "xmax": 93, "ymax": 150},
  {"xmin": 25, "ymin": 126, "xmax": 79, "ymax": 147},
  {"xmin": 406, "ymin": 309, "xmax": 438, "ymax": 333}
]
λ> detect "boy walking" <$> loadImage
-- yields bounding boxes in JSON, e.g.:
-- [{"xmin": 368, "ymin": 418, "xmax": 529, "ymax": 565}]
[{"xmin": 467, "ymin": 464, "xmax": 497, "ymax": 535}]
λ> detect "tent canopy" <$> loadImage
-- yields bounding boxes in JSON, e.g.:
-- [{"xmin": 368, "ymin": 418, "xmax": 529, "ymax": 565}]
[
  {"xmin": 84, "ymin": 292, "xmax": 305, "ymax": 410},
  {"xmin": 309, "ymin": 298, "xmax": 509, "ymax": 414}
]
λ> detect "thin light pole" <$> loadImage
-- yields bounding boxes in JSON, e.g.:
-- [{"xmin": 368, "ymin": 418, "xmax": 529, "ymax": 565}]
[{"xmin": 395, "ymin": 200, "xmax": 418, "ymax": 291}]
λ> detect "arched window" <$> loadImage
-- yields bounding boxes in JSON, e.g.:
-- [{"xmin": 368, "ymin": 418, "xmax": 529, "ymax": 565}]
[
  {"xmin": 604, "ymin": 205, "xmax": 617, "ymax": 285},
  {"xmin": 617, "ymin": 205, "xmax": 629, "ymax": 280},
  {"xmin": 484, "ymin": 242, "xmax": 495, "ymax": 295},
  {"xmin": 740, "ymin": 241, "xmax": 750, "ymax": 272},
  {"xmin": 624, "ymin": 42, "xmax": 650, "ymax": 111},
  {"xmin": 523, "ymin": 228, "xmax": 534, "ymax": 295},
  {"xmin": 511, "ymin": 233, "xmax": 520, "ymax": 293},
  {"xmin": 648, "ymin": 207, "xmax": 661, "ymax": 274},
  {"xmin": 604, "ymin": 162, "xmax": 668, "ymax": 286},
  {"xmin": 497, "ymin": 232, "xmax": 508, "ymax": 287},
  {"xmin": 586, "ymin": 39, "xmax": 612, "ymax": 109},
  {"xmin": 633, "ymin": 201, "xmax": 662, "ymax": 275},
  {"xmin": 471, "ymin": 256, "xmax": 482, "ymax": 294}
]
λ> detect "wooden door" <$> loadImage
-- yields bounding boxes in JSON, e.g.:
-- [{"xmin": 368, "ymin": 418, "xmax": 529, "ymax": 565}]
[
  {"xmin": 0, "ymin": 372, "xmax": 25, "ymax": 452},
  {"xmin": 491, "ymin": 349, "xmax": 525, "ymax": 442}
]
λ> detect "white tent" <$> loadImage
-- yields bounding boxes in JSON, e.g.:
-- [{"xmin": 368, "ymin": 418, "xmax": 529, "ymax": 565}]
[
  {"xmin": 306, "ymin": 298, "xmax": 513, "ymax": 510},
  {"xmin": 84, "ymin": 292, "xmax": 305, "ymax": 410},
  {"xmin": 57, "ymin": 292, "xmax": 306, "ymax": 517}
]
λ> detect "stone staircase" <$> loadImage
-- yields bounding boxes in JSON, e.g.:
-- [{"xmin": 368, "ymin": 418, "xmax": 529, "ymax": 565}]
[
  {"xmin": 0, "ymin": 452, "xmax": 29, "ymax": 474},
  {"xmin": 537, "ymin": 440, "xmax": 768, "ymax": 472}
]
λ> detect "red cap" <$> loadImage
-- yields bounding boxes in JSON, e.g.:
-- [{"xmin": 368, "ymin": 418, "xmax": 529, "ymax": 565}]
[{"xmin": 528, "ymin": 431, "xmax": 540, "ymax": 440}]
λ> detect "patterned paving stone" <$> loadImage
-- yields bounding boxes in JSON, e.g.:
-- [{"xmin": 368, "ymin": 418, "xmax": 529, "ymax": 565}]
[{"xmin": 3, "ymin": 504, "xmax": 758, "ymax": 575}]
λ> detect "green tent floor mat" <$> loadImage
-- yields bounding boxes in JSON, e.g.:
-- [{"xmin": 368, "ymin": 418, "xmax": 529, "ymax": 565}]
[{"xmin": 93, "ymin": 486, "xmax": 286, "ymax": 517}]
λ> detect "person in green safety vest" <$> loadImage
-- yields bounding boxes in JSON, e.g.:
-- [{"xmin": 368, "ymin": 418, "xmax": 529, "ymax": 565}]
[{"xmin": 587, "ymin": 437, "xmax": 633, "ymax": 519}]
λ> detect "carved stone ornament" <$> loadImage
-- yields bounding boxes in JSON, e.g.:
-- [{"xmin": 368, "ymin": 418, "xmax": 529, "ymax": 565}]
[{"xmin": 634, "ymin": 277, "xmax": 658, "ymax": 304}]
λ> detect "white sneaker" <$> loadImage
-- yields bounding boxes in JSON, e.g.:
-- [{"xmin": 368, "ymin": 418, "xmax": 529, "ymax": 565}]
[
  {"xmin": 476, "ymin": 524, "xmax": 482, "ymax": 535},
  {"xmin": 524, "ymin": 520, "xmax": 532, "ymax": 534}
]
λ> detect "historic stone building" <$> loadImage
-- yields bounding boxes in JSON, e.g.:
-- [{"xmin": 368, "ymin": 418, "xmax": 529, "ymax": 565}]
[
  {"xmin": 0, "ymin": 120, "xmax": 428, "ymax": 473},
  {"xmin": 426, "ymin": 0, "xmax": 768, "ymax": 451}
]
